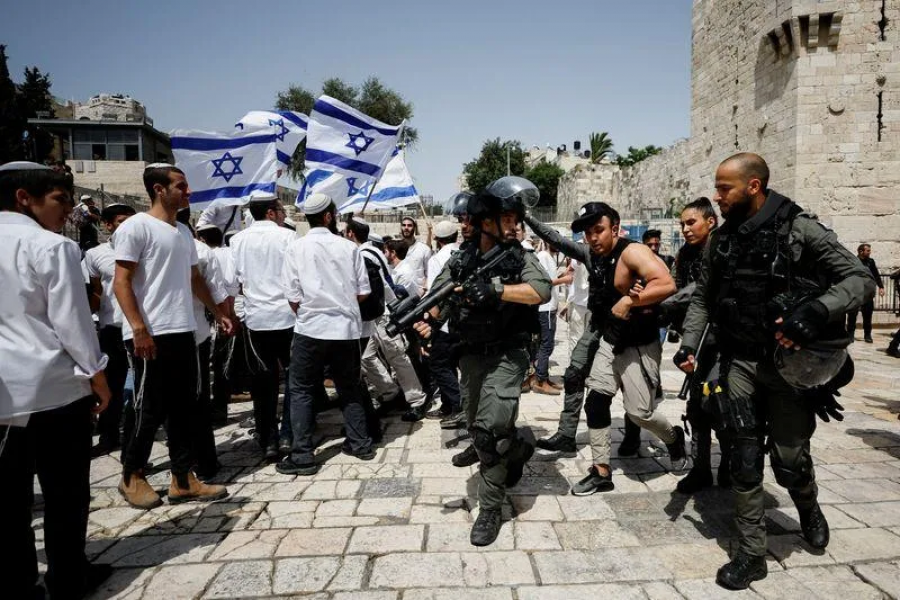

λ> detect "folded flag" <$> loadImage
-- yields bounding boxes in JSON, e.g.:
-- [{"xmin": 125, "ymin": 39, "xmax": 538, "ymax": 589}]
[
  {"xmin": 235, "ymin": 110, "xmax": 307, "ymax": 168},
  {"xmin": 297, "ymin": 95, "xmax": 404, "ymax": 209},
  {"xmin": 171, "ymin": 128, "xmax": 279, "ymax": 211}
]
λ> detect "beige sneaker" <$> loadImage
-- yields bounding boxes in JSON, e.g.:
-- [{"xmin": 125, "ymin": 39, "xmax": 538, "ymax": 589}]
[
  {"xmin": 168, "ymin": 471, "xmax": 229, "ymax": 504},
  {"xmin": 118, "ymin": 471, "xmax": 163, "ymax": 509}
]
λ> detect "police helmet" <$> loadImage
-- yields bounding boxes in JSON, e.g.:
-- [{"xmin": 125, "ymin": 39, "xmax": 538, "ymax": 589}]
[
  {"xmin": 446, "ymin": 191, "xmax": 474, "ymax": 217},
  {"xmin": 482, "ymin": 175, "xmax": 540, "ymax": 220},
  {"xmin": 774, "ymin": 343, "xmax": 850, "ymax": 390}
]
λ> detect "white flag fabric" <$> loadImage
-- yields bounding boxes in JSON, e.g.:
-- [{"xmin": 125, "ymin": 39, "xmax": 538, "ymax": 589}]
[
  {"xmin": 296, "ymin": 95, "xmax": 404, "ymax": 209},
  {"xmin": 171, "ymin": 128, "xmax": 279, "ymax": 211},
  {"xmin": 235, "ymin": 110, "xmax": 307, "ymax": 168},
  {"xmin": 338, "ymin": 149, "xmax": 419, "ymax": 213}
]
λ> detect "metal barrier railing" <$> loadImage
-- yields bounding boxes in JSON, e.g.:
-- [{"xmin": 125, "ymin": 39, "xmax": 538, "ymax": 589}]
[{"xmin": 877, "ymin": 274, "xmax": 899, "ymax": 313}]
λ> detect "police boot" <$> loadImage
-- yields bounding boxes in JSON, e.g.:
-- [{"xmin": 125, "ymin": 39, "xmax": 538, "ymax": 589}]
[
  {"xmin": 536, "ymin": 432, "xmax": 576, "ymax": 453},
  {"xmin": 715, "ymin": 552, "xmax": 767, "ymax": 590},
  {"xmin": 798, "ymin": 503, "xmax": 830, "ymax": 549},
  {"xmin": 168, "ymin": 471, "xmax": 229, "ymax": 504},
  {"xmin": 452, "ymin": 445, "xmax": 479, "ymax": 468},
  {"xmin": 470, "ymin": 508, "xmax": 502, "ymax": 547},
  {"xmin": 118, "ymin": 471, "xmax": 163, "ymax": 510},
  {"xmin": 676, "ymin": 466, "xmax": 713, "ymax": 494}
]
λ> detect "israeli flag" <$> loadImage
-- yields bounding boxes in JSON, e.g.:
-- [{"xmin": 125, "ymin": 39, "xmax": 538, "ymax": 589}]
[
  {"xmin": 171, "ymin": 128, "xmax": 279, "ymax": 210},
  {"xmin": 235, "ymin": 110, "xmax": 307, "ymax": 168},
  {"xmin": 338, "ymin": 149, "xmax": 419, "ymax": 213},
  {"xmin": 297, "ymin": 95, "xmax": 404, "ymax": 209}
]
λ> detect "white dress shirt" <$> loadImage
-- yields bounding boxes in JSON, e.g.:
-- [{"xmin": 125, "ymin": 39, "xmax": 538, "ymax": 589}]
[
  {"xmin": 425, "ymin": 243, "xmax": 459, "ymax": 290},
  {"xmin": 231, "ymin": 220, "xmax": 297, "ymax": 331},
  {"xmin": 392, "ymin": 260, "xmax": 420, "ymax": 299},
  {"xmin": 83, "ymin": 242, "xmax": 123, "ymax": 328},
  {"xmin": 193, "ymin": 240, "xmax": 229, "ymax": 344},
  {"xmin": 282, "ymin": 228, "xmax": 371, "ymax": 341},
  {"xmin": 213, "ymin": 245, "xmax": 239, "ymax": 298},
  {"xmin": 403, "ymin": 239, "xmax": 432, "ymax": 291},
  {"xmin": 111, "ymin": 213, "xmax": 199, "ymax": 340},
  {"xmin": 537, "ymin": 250, "xmax": 560, "ymax": 313},
  {"xmin": 0, "ymin": 212, "xmax": 108, "ymax": 421},
  {"xmin": 359, "ymin": 241, "xmax": 397, "ymax": 339},
  {"xmin": 196, "ymin": 201, "xmax": 246, "ymax": 236},
  {"xmin": 568, "ymin": 260, "xmax": 590, "ymax": 308}
]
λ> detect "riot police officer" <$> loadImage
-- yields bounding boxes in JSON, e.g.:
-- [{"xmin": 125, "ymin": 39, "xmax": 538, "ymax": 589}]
[
  {"xmin": 414, "ymin": 176, "xmax": 551, "ymax": 546},
  {"xmin": 676, "ymin": 153, "xmax": 875, "ymax": 590}
]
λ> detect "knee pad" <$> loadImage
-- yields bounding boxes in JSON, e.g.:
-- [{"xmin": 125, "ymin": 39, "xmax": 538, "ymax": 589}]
[
  {"xmin": 584, "ymin": 391, "xmax": 612, "ymax": 429},
  {"xmin": 770, "ymin": 446, "xmax": 814, "ymax": 489},
  {"xmin": 729, "ymin": 436, "xmax": 765, "ymax": 489},
  {"xmin": 471, "ymin": 427, "xmax": 501, "ymax": 468},
  {"xmin": 563, "ymin": 365, "xmax": 584, "ymax": 395}
]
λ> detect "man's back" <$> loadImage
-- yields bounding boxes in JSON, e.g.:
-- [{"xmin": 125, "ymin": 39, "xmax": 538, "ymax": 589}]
[{"xmin": 231, "ymin": 221, "xmax": 296, "ymax": 331}]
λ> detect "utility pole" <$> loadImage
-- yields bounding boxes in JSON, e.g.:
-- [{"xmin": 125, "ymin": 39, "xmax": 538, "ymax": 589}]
[{"xmin": 506, "ymin": 144, "xmax": 511, "ymax": 176}]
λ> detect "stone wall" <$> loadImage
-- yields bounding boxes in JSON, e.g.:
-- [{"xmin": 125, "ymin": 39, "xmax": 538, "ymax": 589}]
[{"xmin": 71, "ymin": 160, "xmax": 152, "ymax": 197}]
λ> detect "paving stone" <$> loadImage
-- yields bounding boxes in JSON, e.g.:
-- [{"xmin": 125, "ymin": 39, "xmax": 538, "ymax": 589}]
[
  {"xmin": 819, "ymin": 479, "xmax": 900, "ymax": 502},
  {"xmin": 674, "ymin": 578, "xmax": 762, "ymax": 599},
  {"xmin": 361, "ymin": 477, "xmax": 421, "ymax": 497},
  {"xmin": 834, "ymin": 501, "xmax": 900, "ymax": 527},
  {"xmin": 88, "ymin": 507, "xmax": 145, "ymax": 531},
  {"xmin": 823, "ymin": 462, "xmax": 900, "ymax": 479},
  {"xmin": 649, "ymin": 542, "xmax": 731, "ymax": 579},
  {"xmin": 556, "ymin": 494, "xmax": 616, "ymax": 520},
  {"xmin": 787, "ymin": 564, "xmax": 884, "ymax": 599},
  {"xmin": 514, "ymin": 521, "xmax": 563, "ymax": 550},
  {"xmin": 533, "ymin": 548, "xmax": 673, "ymax": 584},
  {"xmin": 460, "ymin": 550, "xmax": 535, "ymax": 586},
  {"xmin": 517, "ymin": 583, "xmax": 646, "ymax": 600},
  {"xmin": 370, "ymin": 552, "xmax": 464, "ymax": 588},
  {"xmin": 409, "ymin": 504, "xmax": 471, "ymax": 523},
  {"xmin": 826, "ymin": 527, "xmax": 900, "ymax": 562},
  {"xmin": 84, "ymin": 567, "xmax": 155, "ymax": 600},
  {"xmin": 276, "ymin": 527, "xmax": 352, "ymax": 556},
  {"xmin": 301, "ymin": 479, "xmax": 362, "ymax": 500},
  {"xmin": 102, "ymin": 534, "xmax": 223, "ymax": 567},
  {"xmin": 347, "ymin": 524, "xmax": 424, "ymax": 553},
  {"xmin": 510, "ymin": 495, "xmax": 564, "ymax": 521},
  {"xmin": 746, "ymin": 571, "xmax": 819, "ymax": 599},
  {"xmin": 356, "ymin": 497, "xmax": 413, "ymax": 519},
  {"xmin": 553, "ymin": 520, "xmax": 642, "ymax": 549},
  {"xmin": 767, "ymin": 534, "xmax": 837, "ymax": 568},
  {"xmin": 315, "ymin": 499, "xmax": 359, "ymax": 517},
  {"xmin": 332, "ymin": 593, "xmax": 397, "ymax": 600},
  {"xmin": 641, "ymin": 581, "xmax": 687, "ymax": 600},
  {"xmin": 271, "ymin": 556, "xmax": 341, "ymax": 594},
  {"xmin": 203, "ymin": 560, "xmax": 272, "ymax": 598},
  {"xmin": 239, "ymin": 481, "xmax": 310, "ymax": 502},
  {"xmin": 853, "ymin": 560, "xmax": 900, "ymax": 599},
  {"xmin": 249, "ymin": 500, "xmax": 317, "ymax": 529},
  {"xmin": 412, "ymin": 463, "xmax": 473, "ymax": 478},
  {"xmin": 208, "ymin": 529, "xmax": 288, "ymax": 560},
  {"xmin": 403, "ymin": 589, "xmax": 512, "ymax": 600},
  {"xmin": 765, "ymin": 505, "xmax": 864, "ymax": 533},
  {"xmin": 327, "ymin": 555, "xmax": 369, "ymax": 591},
  {"xmin": 426, "ymin": 521, "xmax": 515, "ymax": 552},
  {"xmin": 313, "ymin": 516, "xmax": 381, "ymax": 528},
  {"xmin": 143, "ymin": 563, "xmax": 221, "ymax": 599},
  {"xmin": 419, "ymin": 477, "xmax": 468, "ymax": 496}
]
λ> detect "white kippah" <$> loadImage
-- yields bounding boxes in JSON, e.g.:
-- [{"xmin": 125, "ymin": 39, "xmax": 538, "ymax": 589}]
[
  {"xmin": 80, "ymin": 194, "xmax": 93, "ymax": 201},
  {"xmin": 144, "ymin": 162, "xmax": 176, "ymax": 170},
  {"xmin": 351, "ymin": 216, "xmax": 368, "ymax": 226},
  {"xmin": 303, "ymin": 192, "xmax": 333, "ymax": 215},
  {"xmin": 369, "ymin": 232, "xmax": 384, "ymax": 244},
  {"xmin": 433, "ymin": 220, "xmax": 457, "ymax": 239},
  {"xmin": 248, "ymin": 190, "xmax": 278, "ymax": 203},
  {"xmin": 0, "ymin": 161, "xmax": 53, "ymax": 172}
]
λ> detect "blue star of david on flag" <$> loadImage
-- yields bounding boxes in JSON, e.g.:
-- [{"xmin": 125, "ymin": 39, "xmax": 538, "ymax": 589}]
[
  {"xmin": 268, "ymin": 118, "xmax": 289, "ymax": 142},
  {"xmin": 210, "ymin": 151, "xmax": 244, "ymax": 183},
  {"xmin": 346, "ymin": 176, "xmax": 372, "ymax": 197},
  {"xmin": 346, "ymin": 131, "xmax": 375, "ymax": 157}
]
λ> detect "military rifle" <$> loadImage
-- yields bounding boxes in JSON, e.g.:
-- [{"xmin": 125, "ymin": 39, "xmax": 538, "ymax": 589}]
[{"xmin": 678, "ymin": 322, "xmax": 711, "ymax": 400}]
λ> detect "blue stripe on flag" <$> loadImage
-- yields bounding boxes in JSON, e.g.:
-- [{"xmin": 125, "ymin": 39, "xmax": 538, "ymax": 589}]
[
  {"xmin": 171, "ymin": 133, "xmax": 277, "ymax": 151},
  {"xmin": 305, "ymin": 149, "xmax": 381, "ymax": 176},
  {"xmin": 313, "ymin": 99, "xmax": 400, "ymax": 136},
  {"xmin": 189, "ymin": 182, "xmax": 277, "ymax": 204},
  {"xmin": 276, "ymin": 149, "xmax": 293, "ymax": 166},
  {"xmin": 279, "ymin": 111, "xmax": 308, "ymax": 130},
  {"xmin": 367, "ymin": 185, "xmax": 418, "ymax": 203}
]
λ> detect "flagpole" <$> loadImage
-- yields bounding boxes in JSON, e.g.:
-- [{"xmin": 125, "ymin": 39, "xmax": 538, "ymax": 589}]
[{"xmin": 360, "ymin": 121, "xmax": 407, "ymax": 216}]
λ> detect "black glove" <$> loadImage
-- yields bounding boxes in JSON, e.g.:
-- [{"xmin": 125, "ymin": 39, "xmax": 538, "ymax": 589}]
[
  {"xmin": 673, "ymin": 346, "xmax": 696, "ymax": 369},
  {"xmin": 779, "ymin": 299, "xmax": 829, "ymax": 346},
  {"xmin": 461, "ymin": 279, "xmax": 501, "ymax": 308},
  {"xmin": 804, "ymin": 387, "xmax": 845, "ymax": 423}
]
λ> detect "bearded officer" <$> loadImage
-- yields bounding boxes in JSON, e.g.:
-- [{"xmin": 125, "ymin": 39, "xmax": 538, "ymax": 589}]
[
  {"xmin": 676, "ymin": 153, "xmax": 875, "ymax": 590},
  {"xmin": 414, "ymin": 176, "xmax": 550, "ymax": 546}
]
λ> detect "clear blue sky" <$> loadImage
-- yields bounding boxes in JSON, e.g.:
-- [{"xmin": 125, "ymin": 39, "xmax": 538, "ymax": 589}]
[{"xmin": 2, "ymin": 0, "xmax": 692, "ymax": 202}]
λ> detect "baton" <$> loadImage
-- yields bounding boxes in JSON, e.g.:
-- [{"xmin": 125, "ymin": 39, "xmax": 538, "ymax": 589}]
[{"xmin": 678, "ymin": 322, "xmax": 710, "ymax": 400}]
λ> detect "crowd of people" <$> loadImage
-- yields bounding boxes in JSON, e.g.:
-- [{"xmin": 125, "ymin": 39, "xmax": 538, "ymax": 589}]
[{"xmin": 0, "ymin": 152, "xmax": 881, "ymax": 596}]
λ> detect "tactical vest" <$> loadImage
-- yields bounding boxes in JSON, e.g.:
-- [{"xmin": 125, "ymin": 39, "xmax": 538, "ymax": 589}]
[
  {"xmin": 710, "ymin": 199, "xmax": 802, "ymax": 351},
  {"xmin": 587, "ymin": 238, "xmax": 659, "ymax": 348},
  {"xmin": 448, "ymin": 242, "xmax": 537, "ymax": 348}
]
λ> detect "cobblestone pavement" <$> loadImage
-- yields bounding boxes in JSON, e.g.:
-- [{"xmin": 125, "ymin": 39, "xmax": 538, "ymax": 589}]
[{"xmin": 37, "ymin": 326, "xmax": 900, "ymax": 598}]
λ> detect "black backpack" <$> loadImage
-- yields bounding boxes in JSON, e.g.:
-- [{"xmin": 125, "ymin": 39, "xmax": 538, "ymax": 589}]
[{"xmin": 359, "ymin": 255, "xmax": 386, "ymax": 321}]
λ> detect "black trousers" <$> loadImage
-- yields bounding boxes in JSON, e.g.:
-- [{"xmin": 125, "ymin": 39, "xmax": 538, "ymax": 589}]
[
  {"xmin": 248, "ymin": 327, "xmax": 293, "ymax": 447},
  {"xmin": 288, "ymin": 334, "xmax": 371, "ymax": 464},
  {"xmin": 429, "ymin": 329, "xmax": 462, "ymax": 413},
  {"xmin": 847, "ymin": 300, "xmax": 875, "ymax": 338},
  {"xmin": 192, "ymin": 337, "xmax": 218, "ymax": 473},
  {"xmin": 122, "ymin": 332, "xmax": 198, "ymax": 478},
  {"xmin": 97, "ymin": 325, "xmax": 128, "ymax": 448},
  {"xmin": 0, "ymin": 397, "xmax": 93, "ymax": 599}
]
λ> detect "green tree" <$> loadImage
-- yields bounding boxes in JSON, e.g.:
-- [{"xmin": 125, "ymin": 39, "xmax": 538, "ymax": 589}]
[
  {"xmin": 461, "ymin": 138, "xmax": 526, "ymax": 194},
  {"xmin": 17, "ymin": 66, "xmax": 53, "ymax": 118},
  {"xmin": 525, "ymin": 161, "xmax": 565, "ymax": 207},
  {"xmin": 589, "ymin": 131, "xmax": 613, "ymax": 164},
  {"xmin": 275, "ymin": 77, "xmax": 416, "ymax": 178},
  {"xmin": 614, "ymin": 144, "xmax": 663, "ymax": 167},
  {"xmin": 0, "ymin": 45, "xmax": 25, "ymax": 164}
]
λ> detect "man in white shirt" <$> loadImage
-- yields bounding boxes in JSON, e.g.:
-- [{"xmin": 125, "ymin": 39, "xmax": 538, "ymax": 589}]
[
  {"xmin": 386, "ymin": 239, "xmax": 421, "ymax": 298},
  {"xmin": 532, "ymin": 243, "xmax": 569, "ymax": 395},
  {"xmin": 196, "ymin": 199, "xmax": 246, "ymax": 237},
  {"xmin": 399, "ymin": 216, "xmax": 432, "ymax": 291},
  {"xmin": 231, "ymin": 194, "xmax": 297, "ymax": 460},
  {"xmin": 279, "ymin": 193, "xmax": 374, "ymax": 475},
  {"xmin": 0, "ymin": 162, "xmax": 113, "ymax": 599},
  {"xmin": 84, "ymin": 203, "xmax": 136, "ymax": 457},
  {"xmin": 562, "ymin": 257, "xmax": 591, "ymax": 353},
  {"xmin": 74, "ymin": 193, "xmax": 101, "ymax": 251},
  {"xmin": 113, "ymin": 163, "xmax": 232, "ymax": 509},
  {"xmin": 345, "ymin": 217, "xmax": 429, "ymax": 422}
]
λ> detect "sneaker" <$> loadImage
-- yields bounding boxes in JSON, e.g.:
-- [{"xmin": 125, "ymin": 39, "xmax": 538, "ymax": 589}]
[
  {"xmin": 439, "ymin": 411, "xmax": 466, "ymax": 430},
  {"xmin": 452, "ymin": 445, "xmax": 479, "ymax": 467},
  {"xmin": 505, "ymin": 437, "xmax": 535, "ymax": 486},
  {"xmin": 470, "ymin": 508, "xmax": 502, "ymax": 546},
  {"xmin": 798, "ymin": 503, "xmax": 830, "ymax": 549},
  {"xmin": 276, "ymin": 457, "xmax": 319, "ymax": 476},
  {"xmin": 401, "ymin": 404, "xmax": 428, "ymax": 422},
  {"xmin": 168, "ymin": 472, "xmax": 229, "ymax": 504},
  {"xmin": 666, "ymin": 426, "xmax": 688, "ymax": 470},
  {"xmin": 531, "ymin": 379, "xmax": 560, "ymax": 395},
  {"xmin": 716, "ymin": 552, "xmax": 767, "ymax": 590},
  {"xmin": 426, "ymin": 407, "xmax": 450, "ymax": 420},
  {"xmin": 535, "ymin": 431, "xmax": 576, "ymax": 453},
  {"xmin": 676, "ymin": 466, "xmax": 713, "ymax": 494},
  {"xmin": 342, "ymin": 445, "xmax": 376, "ymax": 461},
  {"xmin": 118, "ymin": 471, "xmax": 163, "ymax": 510},
  {"xmin": 571, "ymin": 466, "xmax": 614, "ymax": 496}
]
